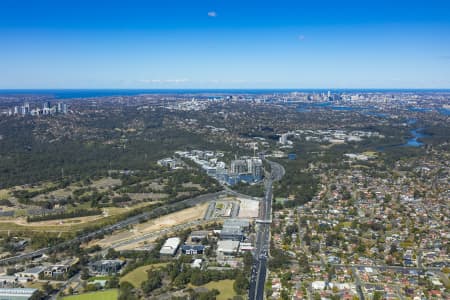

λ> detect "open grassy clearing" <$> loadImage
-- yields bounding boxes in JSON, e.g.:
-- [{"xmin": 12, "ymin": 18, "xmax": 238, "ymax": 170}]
[
  {"xmin": 0, "ymin": 189, "xmax": 10, "ymax": 200},
  {"xmin": 10, "ymin": 181, "xmax": 57, "ymax": 192},
  {"xmin": 193, "ymin": 280, "xmax": 236, "ymax": 300},
  {"xmin": 127, "ymin": 192, "xmax": 168, "ymax": 201},
  {"xmin": 62, "ymin": 289, "xmax": 118, "ymax": 300},
  {"xmin": 31, "ymin": 188, "xmax": 73, "ymax": 202},
  {"xmin": 24, "ymin": 281, "xmax": 48, "ymax": 291},
  {"xmin": 91, "ymin": 178, "xmax": 122, "ymax": 190},
  {"xmin": 182, "ymin": 182, "xmax": 203, "ymax": 189},
  {"xmin": 0, "ymin": 213, "xmax": 119, "ymax": 233},
  {"xmin": 0, "ymin": 200, "xmax": 158, "ymax": 232},
  {"xmin": 30, "ymin": 177, "xmax": 122, "ymax": 202},
  {"xmin": 120, "ymin": 263, "xmax": 167, "ymax": 288}
]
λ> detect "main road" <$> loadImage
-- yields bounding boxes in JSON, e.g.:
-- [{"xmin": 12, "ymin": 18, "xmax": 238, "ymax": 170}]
[
  {"xmin": 0, "ymin": 190, "xmax": 227, "ymax": 265},
  {"xmin": 249, "ymin": 160, "xmax": 285, "ymax": 300}
]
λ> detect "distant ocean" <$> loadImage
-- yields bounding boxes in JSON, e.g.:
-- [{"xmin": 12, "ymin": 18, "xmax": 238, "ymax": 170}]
[{"xmin": 0, "ymin": 89, "xmax": 449, "ymax": 99}]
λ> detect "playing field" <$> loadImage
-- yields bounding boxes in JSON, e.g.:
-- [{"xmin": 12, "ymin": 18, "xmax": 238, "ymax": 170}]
[
  {"xmin": 62, "ymin": 289, "xmax": 118, "ymax": 300},
  {"xmin": 199, "ymin": 280, "xmax": 237, "ymax": 300},
  {"xmin": 120, "ymin": 263, "xmax": 167, "ymax": 288},
  {"xmin": 0, "ymin": 189, "xmax": 9, "ymax": 200}
]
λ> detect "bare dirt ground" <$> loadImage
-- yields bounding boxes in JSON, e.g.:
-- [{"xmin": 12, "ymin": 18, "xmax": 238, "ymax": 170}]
[
  {"xmin": 237, "ymin": 197, "xmax": 260, "ymax": 218},
  {"xmin": 0, "ymin": 213, "xmax": 105, "ymax": 227},
  {"xmin": 92, "ymin": 203, "xmax": 208, "ymax": 249},
  {"xmin": 147, "ymin": 181, "xmax": 166, "ymax": 191},
  {"xmin": 31, "ymin": 188, "xmax": 73, "ymax": 202},
  {"xmin": 182, "ymin": 182, "xmax": 203, "ymax": 190},
  {"xmin": 91, "ymin": 178, "xmax": 122, "ymax": 190}
]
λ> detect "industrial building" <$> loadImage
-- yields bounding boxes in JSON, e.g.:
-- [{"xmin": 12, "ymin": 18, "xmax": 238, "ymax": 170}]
[
  {"xmin": 189, "ymin": 231, "xmax": 209, "ymax": 243},
  {"xmin": 0, "ymin": 288, "xmax": 38, "ymax": 300},
  {"xmin": 16, "ymin": 266, "xmax": 46, "ymax": 280},
  {"xmin": 219, "ymin": 219, "xmax": 250, "ymax": 241},
  {"xmin": 219, "ymin": 226, "xmax": 244, "ymax": 241},
  {"xmin": 217, "ymin": 240, "xmax": 240, "ymax": 256},
  {"xmin": 159, "ymin": 237, "xmax": 181, "ymax": 256},
  {"xmin": 223, "ymin": 218, "xmax": 250, "ymax": 229}
]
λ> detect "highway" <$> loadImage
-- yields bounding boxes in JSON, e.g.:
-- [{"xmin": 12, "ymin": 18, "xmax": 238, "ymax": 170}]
[
  {"xmin": 103, "ymin": 218, "xmax": 222, "ymax": 252},
  {"xmin": 0, "ymin": 190, "xmax": 226, "ymax": 266},
  {"xmin": 249, "ymin": 160, "xmax": 285, "ymax": 300}
]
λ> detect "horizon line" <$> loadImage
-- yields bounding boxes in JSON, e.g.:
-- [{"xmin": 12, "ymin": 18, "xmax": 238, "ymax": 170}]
[{"xmin": 1, "ymin": 88, "xmax": 450, "ymax": 91}]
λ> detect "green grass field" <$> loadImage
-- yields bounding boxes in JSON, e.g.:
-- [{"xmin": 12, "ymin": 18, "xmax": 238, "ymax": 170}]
[
  {"xmin": 200, "ymin": 280, "xmax": 237, "ymax": 300},
  {"xmin": 120, "ymin": 263, "xmax": 167, "ymax": 288},
  {"xmin": 0, "ymin": 189, "xmax": 9, "ymax": 200},
  {"xmin": 62, "ymin": 289, "xmax": 118, "ymax": 300}
]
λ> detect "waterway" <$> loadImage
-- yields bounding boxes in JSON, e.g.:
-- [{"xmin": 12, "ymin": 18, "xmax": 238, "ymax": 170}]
[{"xmin": 405, "ymin": 128, "xmax": 429, "ymax": 147}]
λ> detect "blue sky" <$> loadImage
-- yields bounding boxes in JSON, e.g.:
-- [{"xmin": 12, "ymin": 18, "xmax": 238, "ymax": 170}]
[{"xmin": 1, "ymin": 0, "xmax": 450, "ymax": 89}]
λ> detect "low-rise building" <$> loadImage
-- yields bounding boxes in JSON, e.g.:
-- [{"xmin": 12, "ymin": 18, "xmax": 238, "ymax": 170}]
[
  {"xmin": 190, "ymin": 231, "xmax": 209, "ymax": 243},
  {"xmin": 0, "ymin": 288, "xmax": 38, "ymax": 300},
  {"xmin": 239, "ymin": 242, "xmax": 254, "ymax": 252},
  {"xmin": 160, "ymin": 237, "xmax": 181, "ymax": 256},
  {"xmin": 90, "ymin": 259, "xmax": 125, "ymax": 275},
  {"xmin": 43, "ymin": 264, "xmax": 71, "ymax": 279},
  {"xmin": 16, "ymin": 267, "xmax": 46, "ymax": 280},
  {"xmin": 217, "ymin": 240, "xmax": 240, "ymax": 256},
  {"xmin": 191, "ymin": 259, "xmax": 202, "ymax": 268},
  {"xmin": 0, "ymin": 276, "xmax": 18, "ymax": 287},
  {"xmin": 219, "ymin": 226, "xmax": 244, "ymax": 241},
  {"xmin": 181, "ymin": 245, "xmax": 205, "ymax": 255}
]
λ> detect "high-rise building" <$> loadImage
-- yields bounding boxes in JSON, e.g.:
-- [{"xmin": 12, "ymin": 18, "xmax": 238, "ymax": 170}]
[
  {"xmin": 21, "ymin": 102, "xmax": 30, "ymax": 115},
  {"xmin": 230, "ymin": 160, "xmax": 248, "ymax": 174},
  {"xmin": 279, "ymin": 133, "xmax": 288, "ymax": 145},
  {"xmin": 247, "ymin": 158, "xmax": 263, "ymax": 179}
]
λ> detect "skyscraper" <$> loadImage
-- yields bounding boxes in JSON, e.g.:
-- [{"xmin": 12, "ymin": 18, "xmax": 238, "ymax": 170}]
[{"xmin": 230, "ymin": 160, "xmax": 247, "ymax": 174}]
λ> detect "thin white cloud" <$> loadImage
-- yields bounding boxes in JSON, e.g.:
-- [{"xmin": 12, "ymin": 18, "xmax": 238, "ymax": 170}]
[
  {"xmin": 139, "ymin": 79, "xmax": 190, "ymax": 84},
  {"xmin": 208, "ymin": 11, "xmax": 217, "ymax": 17},
  {"xmin": 205, "ymin": 79, "xmax": 274, "ymax": 84}
]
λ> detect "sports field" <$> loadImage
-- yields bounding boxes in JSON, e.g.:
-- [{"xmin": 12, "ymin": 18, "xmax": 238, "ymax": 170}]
[
  {"xmin": 120, "ymin": 263, "xmax": 167, "ymax": 288},
  {"xmin": 203, "ymin": 280, "xmax": 236, "ymax": 300},
  {"xmin": 62, "ymin": 289, "xmax": 118, "ymax": 300},
  {"xmin": 190, "ymin": 280, "xmax": 236, "ymax": 300}
]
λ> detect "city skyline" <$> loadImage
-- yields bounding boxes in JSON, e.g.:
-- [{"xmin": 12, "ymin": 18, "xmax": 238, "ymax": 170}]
[{"xmin": 1, "ymin": 0, "xmax": 450, "ymax": 89}]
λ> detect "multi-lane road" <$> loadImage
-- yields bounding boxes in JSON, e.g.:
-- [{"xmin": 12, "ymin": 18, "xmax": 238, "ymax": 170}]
[
  {"xmin": 103, "ymin": 218, "xmax": 220, "ymax": 252},
  {"xmin": 249, "ymin": 161, "xmax": 285, "ymax": 300},
  {"xmin": 0, "ymin": 190, "xmax": 227, "ymax": 266},
  {"xmin": 1, "ymin": 160, "xmax": 286, "ymax": 300}
]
